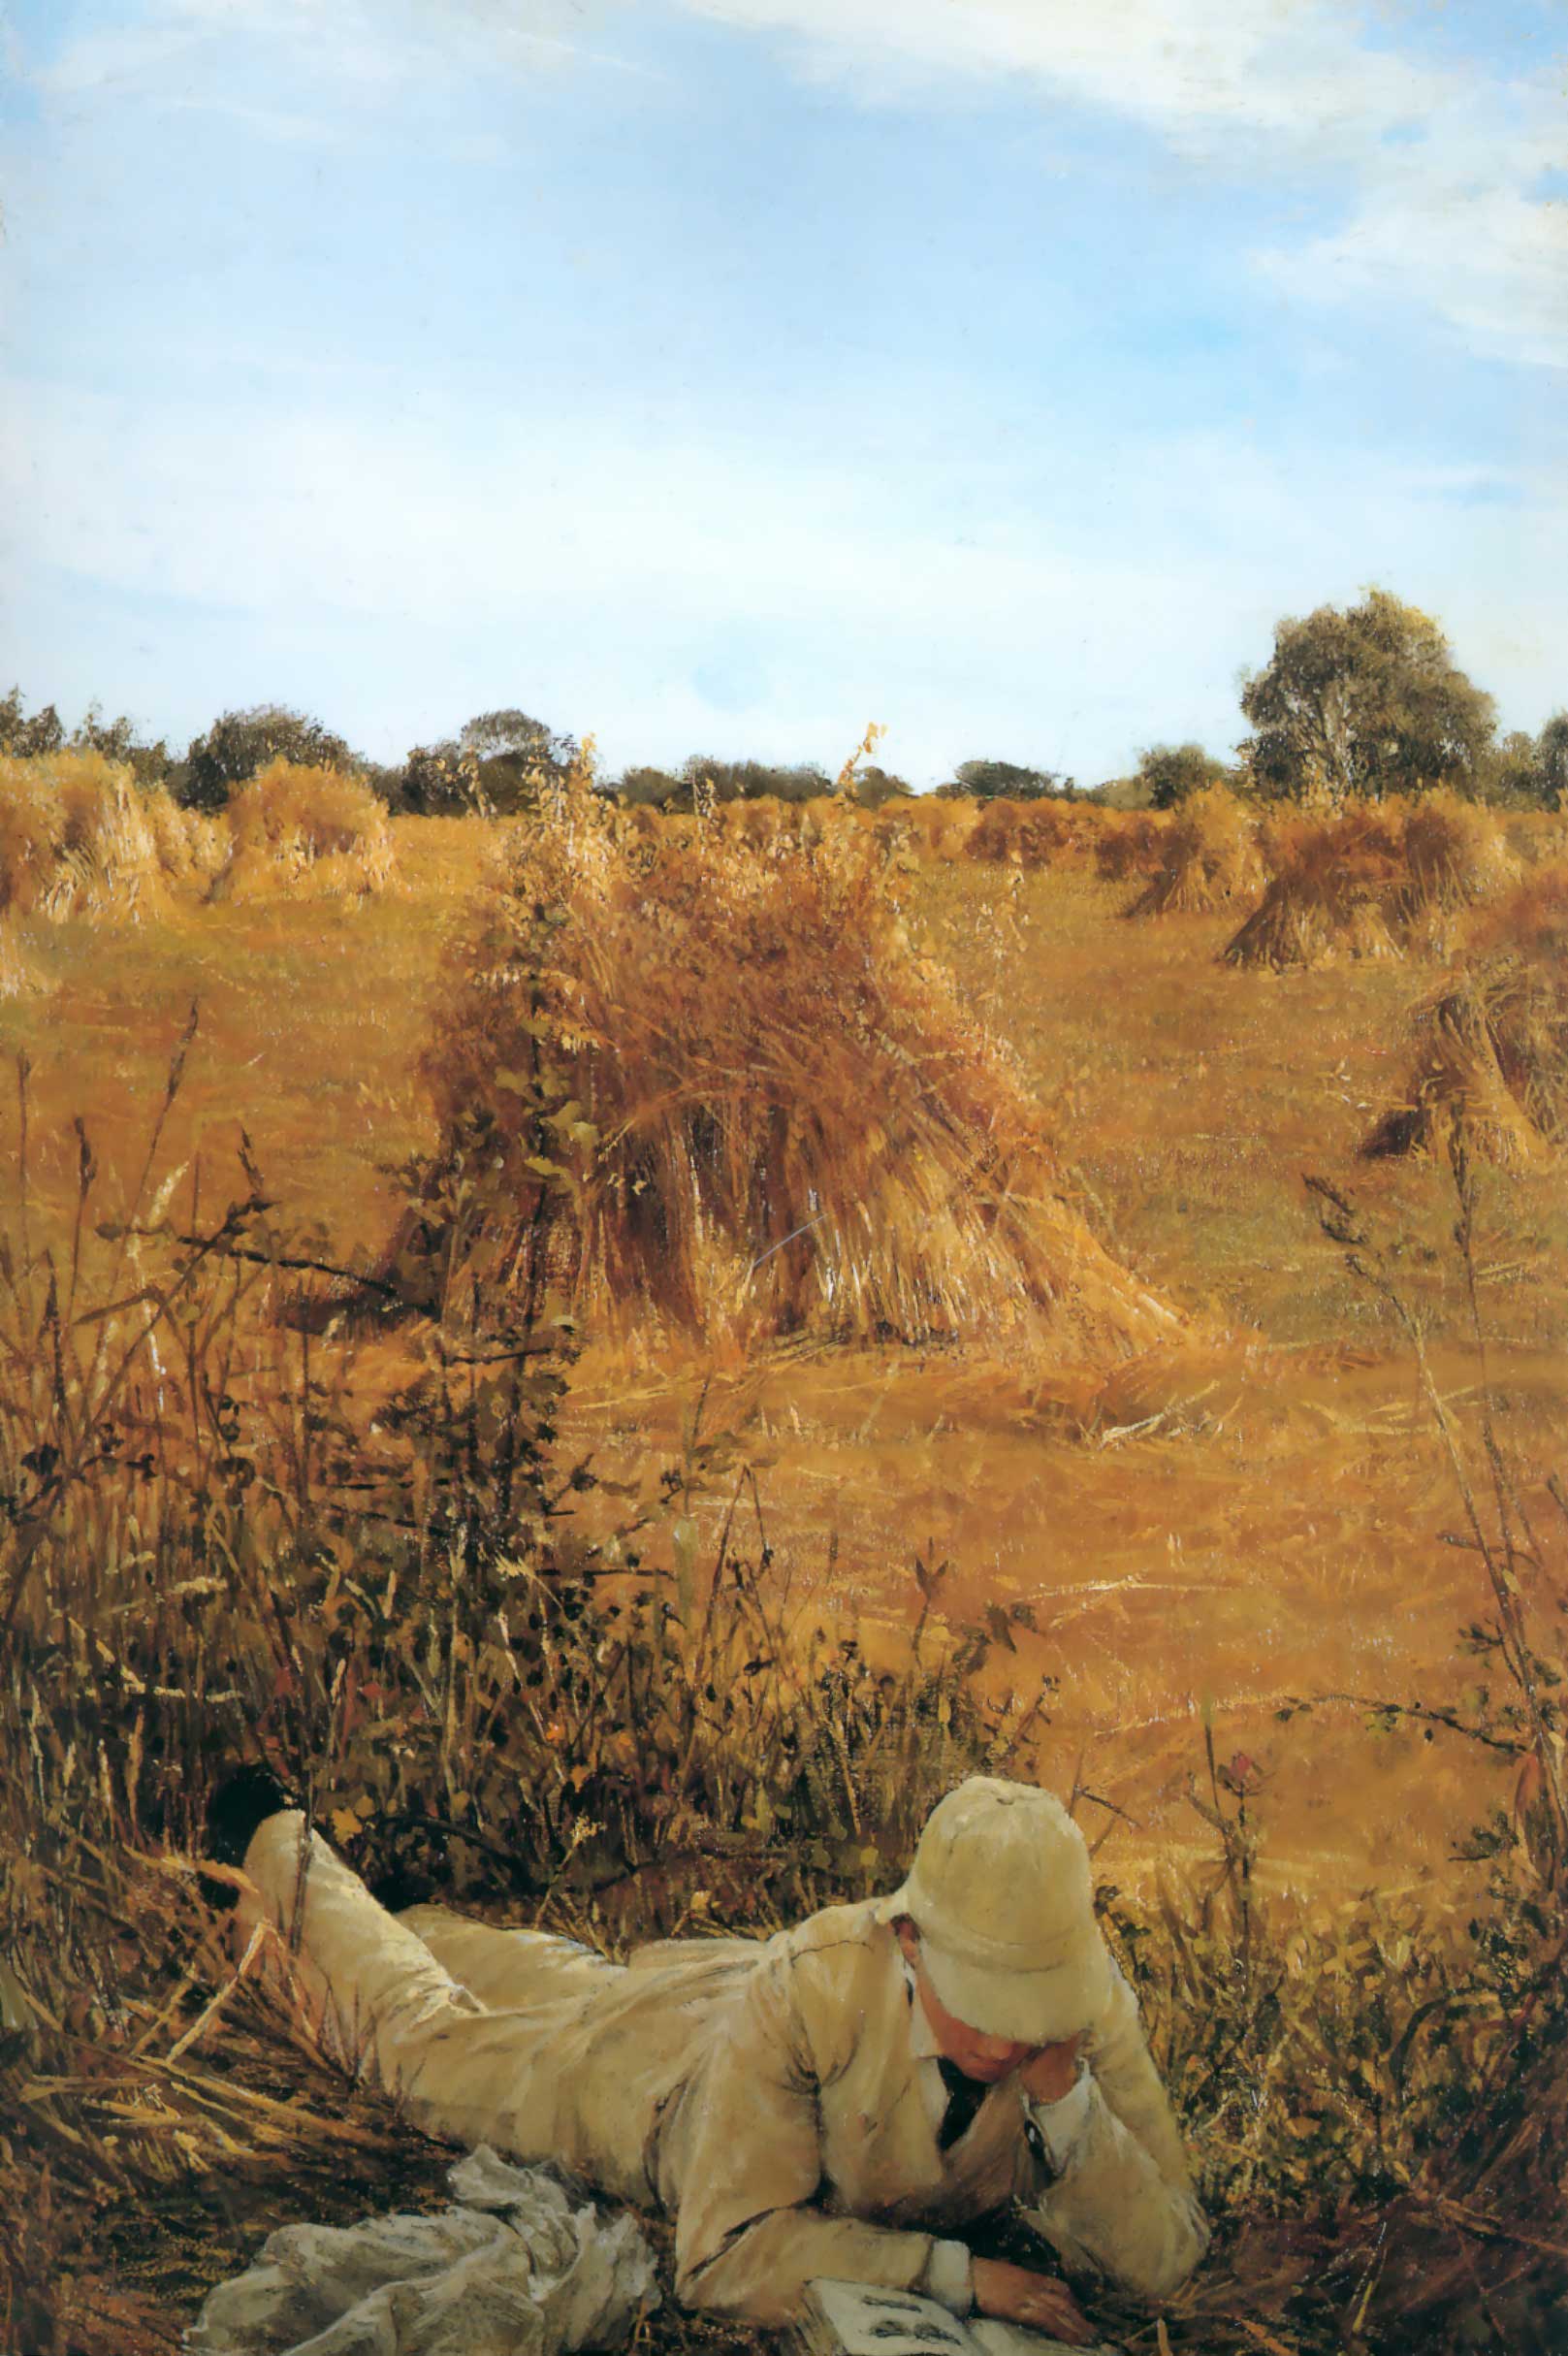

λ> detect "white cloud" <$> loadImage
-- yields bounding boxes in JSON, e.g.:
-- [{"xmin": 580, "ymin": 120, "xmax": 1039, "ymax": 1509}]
[
  {"xmin": 679, "ymin": 0, "xmax": 1568, "ymax": 370},
  {"xmin": 681, "ymin": 0, "xmax": 1444, "ymax": 159},
  {"xmin": 1266, "ymin": 136, "xmax": 1568, "ymax": 371},
  {"xmin": 26, "ymin": 0, "xmax": 1565, "ymax": 367}
]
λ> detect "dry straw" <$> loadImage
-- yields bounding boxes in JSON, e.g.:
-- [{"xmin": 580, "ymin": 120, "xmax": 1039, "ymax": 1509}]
[
  {"xmin": 0, "ymin": 751, "xmax": 378, "ymax": 994},
  {"xmin": 1126, "ymin": 787, "xmax": 1264, "ymax": 917},
  {"xmin": 1398, "ymin": 788, "xmax": 1520, "ymax": 950},
  {"xmin": 1226, "ymin": 791, "xmax": 1519, "ymax": 971},
  {"xmin": 1502, "ymin": 805, "xmax": 1568, "ymax": 869},
  {"xmin": 1363, "ymin": 860, "xmax": 1568, "ymax": 1169},
  {"xmin": 964, "ymin": 795, "xmax": 1090, "ymax": 869},
  {"xmin": 1093, "ymin": 808, "xmax": 1169, "ymax": 885},
  {"xmin": 403, "ymin": 758, "xmax": 1175, "ymax": 1356},
  {"xmin": 713, "ymin": 796, "xmax": 796, "ymax": 854},
  {"xmin": 0, "ymin": 752, "xmax": 223, "ymax": 995},
  {"xmin": 891, "ymin": 796, "xmax": 980, "ymax": 863},
  {"xmin": 0, "ymin": 751, "xmax": 204, "ymax": 920},
  {"xmin": 215, "ymin": 758, "xmax": 396, "ymax": 902}
]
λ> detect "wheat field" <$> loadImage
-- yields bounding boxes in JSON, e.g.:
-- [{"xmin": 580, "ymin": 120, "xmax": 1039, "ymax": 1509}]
[
  {"xmin": 5, "ymin": 797, "xmax": 1566, "ymax": 2353},
  {"xmin": 5, "ymin": 809, "xmax": 1561, "ymax": 1905}
]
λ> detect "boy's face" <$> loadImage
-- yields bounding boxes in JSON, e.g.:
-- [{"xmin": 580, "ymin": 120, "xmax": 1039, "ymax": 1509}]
[{"xmin": 894, "ymin": 1918, "xmax": 1049, "ymax": 2082}]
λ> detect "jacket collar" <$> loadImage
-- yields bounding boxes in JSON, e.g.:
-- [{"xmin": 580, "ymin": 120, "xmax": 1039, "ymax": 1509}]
[{"xmin": 899, "ymin": 1954, "xmax": 944, "ymax": 2064}]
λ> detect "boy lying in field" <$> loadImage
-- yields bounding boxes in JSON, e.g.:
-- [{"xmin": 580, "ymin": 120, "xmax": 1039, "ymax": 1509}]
[{"xmin": 216, "ymin": 1772, "xmax": 1208, "ymax": 2341}]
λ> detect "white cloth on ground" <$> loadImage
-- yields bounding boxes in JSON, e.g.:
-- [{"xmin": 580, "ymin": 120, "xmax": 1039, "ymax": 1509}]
[{"xmin": 184, "ymin": 2146, "xmax": 661, "ymax": 2356}]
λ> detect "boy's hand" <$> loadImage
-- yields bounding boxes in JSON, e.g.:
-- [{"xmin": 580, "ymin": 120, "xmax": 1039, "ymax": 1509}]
[
  {"xmin": 971, "ymin": 2256, "xmax": 1094, "ymax": 2345},
  {"xmin": 1018, "ymin": 2033, "xmax": 1084, "ymax": 2107}
]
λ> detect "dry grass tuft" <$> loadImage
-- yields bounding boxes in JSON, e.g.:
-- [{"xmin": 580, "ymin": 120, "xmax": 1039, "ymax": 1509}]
[
  {"xmin": 1363, "ymin": 861, "xmax": 1568, "ymax": 1168},
  {"xmin": 964, "ymin": 796, "xmax": 1089, "ymax": 869},
  {"xmin": 1126, "ymin": 788, "xmax": 1264, "ymax": 918},
  {"xmin": 0, "ymin": 753, "xmax": 360, "ymax": 990},
  {"xmin": 1399, "ymin": 789, "xmax": 1521, "ymax": 949},
  {"xmin": 1226, "ymin": 794, "xmax": 1518, "ymax": 971},
  {"xmin": 1502, "ymin": 807, "xmax": 1568, "ymax": 868},
  {"xmin": 216, "ymin": 758, "xmax": 396, "ymax": 902},
  {"xmin": 712, "ymin": 796, "xmax": 798, "ymax": 854},
  {"xmin": 0, "ymin": 758, "xmax": 63, "ymax": 921},
  {"xmin": 0, "ymin": 752, "xmax": 203, "ymax": 922},
  {"xmin": 144, "ymin": 786, "xmax": 230, "ymax": 895},
  {"xmin": 1092, "ymin": 808, "xmax": 1169, "ymax": 884},
  {"xmin": 0, "ymin": 925, "xmax": 42, "ymax": 1000},
  {"xmin": 872, "ymin": 796, "xmax": 978, "ymax": 864},
  {"xmin": 702, "ymin": 798, "xmax": 878, "ymax": 858},
  {"xmin": 1227, "ymin": 801, "xmax": 1408, "ymax": 969},
  {"xmin": 395, "ymin": 764, "xmax": 1176, "ymax": 1356},
  {"xmin": 0, "ymin": 753, "xmax": 225, "ymax": 994}
]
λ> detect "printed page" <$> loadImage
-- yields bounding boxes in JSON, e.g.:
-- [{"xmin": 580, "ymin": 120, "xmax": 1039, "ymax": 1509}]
[{"xmin": 806, "ymin": 2279, "xmax": 977, "ymax": 2356}]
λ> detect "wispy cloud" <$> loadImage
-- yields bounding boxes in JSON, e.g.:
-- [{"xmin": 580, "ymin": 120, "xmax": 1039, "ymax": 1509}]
[
  {"xmin": 29, "ymin": 0, "xmax": 656, "ymax": 106},
  {"xmin": 1263, "ymin": 89, "xmax": 1568, "ymax": 371},
  {"xmin": 26, "ymin": 0, "xmax": 1565, "ymax": 367},
  {"xmin": 679, "ymin": 0, "xmax": 1568, "ymax": 370},
  {"xmin": 680, "ymin": 0, "xmax": 1445, "ymax": 157}
]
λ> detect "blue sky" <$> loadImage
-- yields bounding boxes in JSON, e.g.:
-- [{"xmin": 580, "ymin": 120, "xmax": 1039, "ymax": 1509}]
[{"xmin": 1, "ymin": 0, "xmax": 1563, "ymax": 785}]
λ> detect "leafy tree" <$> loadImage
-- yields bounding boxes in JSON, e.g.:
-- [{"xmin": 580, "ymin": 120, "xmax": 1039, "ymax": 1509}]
[
  {"xmin": 386, "ymin": 711, "xmax": 577, "ymax": 816},
  {"xmin": 605, "ymin": 757, "xmax": 837, "ymax": 811},
  {"xmin": 71, "ymin": 703, "xmax": 172, "ymax": 790},
  {"xmin": 938, "ymin": 758, "xmax": 1072, "ymax": 801},
  {"xmin": 0, "ymin": 688, "xmax": 65, "ymax": 758},
  {"xmin": 397, "ymin": 740, "xmax": 484, "ymax": 816},
  {"xmin": 1479, "ymin": 730, "xmax": 1549, "ymax": 808},
  {"xmin": 354, "ymin": 758, "xmax": 409, "ymax": 809},
  {"xmin": 1136, "ymin": 742, "xmax": 1231, "ymax": 811},
  {"xmin": 605, "ymin": 756, "xmax": 904, "ymax": 812},
  {"xmin": 180, "ymin": 703, "xmax": 354, "ymax": 811},
  {"xmin": 1539, "ymin": 713, "xmax": 1568, "ymax": 810},
  {"xmin": 1240, "ymin": 588, "xmax": 1495, "ymax": 802},
  {"xmin": 680, "ymin": 756, "xmax": 832, "ymax": 805},
  {"xmin": 610, "ymin": 765, "xmax": 684, "ymax": 807},
  {"xmin": 73, "ymin": 706, "xmax": 137, "ymax": 762},
  {"xmin": 458, "ymin": 709, "xmax": 576, "ymax": 815},
  {"xmin": 1085, "ymin": 774, "xmax": 1153, "ymax": 811},
  {"xmin": 2, "ymin": 689, "xmax": 171, "ymax": 787},
  {"xmin": 849, "ymin": 764, "xmax": 912, "ymax": 809}
]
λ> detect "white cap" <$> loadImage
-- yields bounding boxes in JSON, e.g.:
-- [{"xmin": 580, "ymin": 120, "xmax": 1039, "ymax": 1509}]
[{"xmin": 876, "ymin": 1776, "xmax": 1113, "ymax": 2043}]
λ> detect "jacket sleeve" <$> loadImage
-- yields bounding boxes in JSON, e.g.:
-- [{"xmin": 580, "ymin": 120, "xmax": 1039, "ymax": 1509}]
[
  {"xmin": 671, "ymin": 1949, "xmax": 951, "ymax": 2327},
  {"xmin": 1012, "ymin": 1960, "xmax": 1208, "ymax": 2303}
]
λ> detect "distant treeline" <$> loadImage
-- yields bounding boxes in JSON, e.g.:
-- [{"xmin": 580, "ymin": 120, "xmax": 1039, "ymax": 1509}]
[{"xmin": 7, "ymin": 588, "xmax": 1565, "ymax": 815}]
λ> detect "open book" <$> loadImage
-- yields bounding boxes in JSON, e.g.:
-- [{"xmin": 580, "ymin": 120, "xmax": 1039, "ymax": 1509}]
[{"xmin": 793, "ymin": 2278, "xmax": 1122, "ymax": 2356}]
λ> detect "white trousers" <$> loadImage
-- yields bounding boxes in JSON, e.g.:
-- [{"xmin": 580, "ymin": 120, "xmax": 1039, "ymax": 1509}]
[{"xmin": 237, "ymin": 1811, "xmax": 626, "ymax": 2161}]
